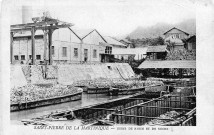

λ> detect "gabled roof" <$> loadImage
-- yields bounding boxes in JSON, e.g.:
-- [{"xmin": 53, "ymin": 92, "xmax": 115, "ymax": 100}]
[
  {"xmin": 163, "ymin": 27, "xmax": 189, "ymax": 35},
  {"xmin": 147, "ymin": 45, "xmax": 168, "ymax": 53},
  {"xmin": 69, "ymin": 28, "xmax": 94, "ymax": 39},
  {"xmin": 104, "ymin": 36, "xmax": 127, "ymax": 47},
  {"xmin": 69, "ymin": 28, "xmax": 107, "ymax": 43},
  {"xmin": 138, "ymin": 60, "xmax": 196, "ymax": 69}
]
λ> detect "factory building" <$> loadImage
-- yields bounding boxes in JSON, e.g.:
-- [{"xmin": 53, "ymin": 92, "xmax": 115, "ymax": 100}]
[
  {"xmin": 12, "ymin": 30, "xmax": 44, "ymax": 64},
  {"xmin": 12, "ymin": 27, "xmax": 109, "ymax": 64}
]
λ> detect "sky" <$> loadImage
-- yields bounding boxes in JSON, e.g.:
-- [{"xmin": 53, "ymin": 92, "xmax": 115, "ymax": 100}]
[{"xmin": 10, "ymin": 0, "xmax": 196, "ymax": 37}]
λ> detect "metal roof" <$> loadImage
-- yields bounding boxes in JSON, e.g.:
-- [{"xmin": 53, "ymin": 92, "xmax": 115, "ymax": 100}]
[
  {"xmin": 138, "ymin": 60, "xmax": 196, "ymax": 69},
  {"xmin": 104, "ymin": 36, "xmax": 127, "ymax": 47},
  {"xmin": 147, "ymin": 45, "xmax": 168, "ymax": 53},
  {"xmin": 112, "ymin": 47, "xmax": 148, "ymax": 55}
]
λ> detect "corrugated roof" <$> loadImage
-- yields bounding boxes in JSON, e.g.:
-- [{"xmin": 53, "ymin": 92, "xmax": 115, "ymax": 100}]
[
  {"xmin": 138, "ymin": 60, "xmax": 196, "ymax": 69},
  {"xmin": 112, "ymin": 47, "xmax": 148, "ymax": 55},
  {"xmin": 104, "ymin": 36, "xmax": 127, "ymax": 47},
  {"xmin": 147, "ymin": 45, "xmax": 167, "ymax": 53}
]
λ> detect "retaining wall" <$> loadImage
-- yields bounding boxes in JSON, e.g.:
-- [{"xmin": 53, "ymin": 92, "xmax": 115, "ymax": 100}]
[{"xmin": 11, "ymin": 63, "xmax": 135, "ymax": 87}]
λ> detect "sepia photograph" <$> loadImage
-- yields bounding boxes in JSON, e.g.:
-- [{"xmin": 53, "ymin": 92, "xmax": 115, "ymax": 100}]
[
  {"xmin": 9, "ymin": 0, "xmax": 197, "ymax": 127},
  {"xmin": 2, "ymin": 0, "xmax": 214, "ymax": 134}
]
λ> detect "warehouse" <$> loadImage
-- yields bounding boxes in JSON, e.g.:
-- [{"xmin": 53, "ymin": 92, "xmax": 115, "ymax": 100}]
[
  {"xmin": 11, "ymin": 27, "xmax": 108, "ymax": 64},
  {"xmin": 52, "ymin": 28, "xmax": 107, "ymax": 64}
]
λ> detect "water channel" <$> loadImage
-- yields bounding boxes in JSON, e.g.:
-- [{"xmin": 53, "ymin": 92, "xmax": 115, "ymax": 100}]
[{"xmin": 11, "ymin": 93, "xmax": 125, "ymax": 125}]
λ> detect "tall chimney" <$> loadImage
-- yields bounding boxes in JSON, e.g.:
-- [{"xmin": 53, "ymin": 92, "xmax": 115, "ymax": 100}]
[{"xmin": 22, "ymin": 6, "xmax": 33, "ymax": 24}]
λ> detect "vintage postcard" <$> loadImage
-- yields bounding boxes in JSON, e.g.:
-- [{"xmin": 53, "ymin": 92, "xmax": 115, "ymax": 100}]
[{"xmin": 0, "ymin": 0, "xmax": 214, "ymax": 135}]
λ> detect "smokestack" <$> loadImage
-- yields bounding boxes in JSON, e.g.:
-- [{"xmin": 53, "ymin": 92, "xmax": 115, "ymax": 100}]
[{"xmin": 22, "ymin": 6, "xmax": 33, "ymax": 24}]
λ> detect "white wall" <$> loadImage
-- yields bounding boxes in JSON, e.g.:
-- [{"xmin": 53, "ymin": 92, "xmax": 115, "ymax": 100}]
[
  {"xmin": 12, "ymin": 28, "xmax": 106, "ymax": 64},
  {"xmin": 13, "ymin": 38, "xmax": 44, "ymax": 64},
  {"xmin": 52, "ymin": 41, "xmax": 101, "ymax": 63}
]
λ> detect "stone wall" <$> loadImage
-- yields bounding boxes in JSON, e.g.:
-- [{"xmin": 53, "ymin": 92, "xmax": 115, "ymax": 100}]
[{"xmin": 11, "ymin": 63, "xmax": 136, "ymax": 87}]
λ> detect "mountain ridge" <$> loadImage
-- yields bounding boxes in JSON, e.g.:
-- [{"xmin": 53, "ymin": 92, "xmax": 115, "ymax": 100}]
[{"xmin": 127, "ymin": 19, "xmax": 196, "ymax": 39}]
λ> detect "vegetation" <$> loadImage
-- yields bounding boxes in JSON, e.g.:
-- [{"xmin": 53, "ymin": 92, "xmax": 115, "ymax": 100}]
[
  {"xmin": 127, "ymin": 36, "xmax": 165, "ymax": 48},
  {"xmin": 166, "ymin": 49, "xmax": 196, "ymax": 60}
]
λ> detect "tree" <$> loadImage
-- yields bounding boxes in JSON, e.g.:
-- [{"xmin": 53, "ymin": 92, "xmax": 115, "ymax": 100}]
[
  {"xmin": 126, "ymin": 36, "xmax": 131, "ymax": 41},
  {"xmin": 150, "ymin": 36, "xmax": 164, "ymax": 46}
]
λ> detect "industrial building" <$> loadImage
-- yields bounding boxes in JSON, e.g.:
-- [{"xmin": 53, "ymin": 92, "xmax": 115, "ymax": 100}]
[{"xmin": 11, "ymin": 27, "xmax": 130, "ymax": 64}]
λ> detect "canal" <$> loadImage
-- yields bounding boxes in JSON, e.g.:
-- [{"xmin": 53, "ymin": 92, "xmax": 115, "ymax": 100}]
[{"xmin": 10, "ymin": 93, "xmax": 125, "ymax": 125}]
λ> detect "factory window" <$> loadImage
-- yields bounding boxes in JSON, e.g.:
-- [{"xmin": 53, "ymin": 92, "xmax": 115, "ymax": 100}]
[
  {"xmin": 52, "ymin": 46, "xmax": 55, "ymax": 55},
  {"xmin": 36, "ymin": 55, "xmax": 41, "ymax": 60},
  {"xmin": 105, "ymin": 47, "xmax": 112, "ymax": 54},
  {"xmin": 14, "ymin": 55, "xmax": 19, "ymax": 60},
  {"xmin": 74, "ymin": 48, "xmax": 78, "ymax": 57},
  {"xmin": 62, "ymin": 47, "xmax": 67, "ymax": 57},
  {"xmin": 29, "ymin": 55, "xmax": 32, "ymax": 59},
  {"xmin": 93, "ymin": 49, "xmax": 97, "ymax": 58},
  {"xmin": 176, "ymin": 34, "xmax": 179, "ymax": 38},
  {"xmin": 21, "ymin": 55, "xmax": 25, "ymax": 60}
]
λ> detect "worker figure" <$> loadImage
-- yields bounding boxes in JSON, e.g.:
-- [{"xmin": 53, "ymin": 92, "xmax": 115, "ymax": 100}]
[{"xmin": 64, "ymin": 110, "xmax": 76, "ymax": 120}]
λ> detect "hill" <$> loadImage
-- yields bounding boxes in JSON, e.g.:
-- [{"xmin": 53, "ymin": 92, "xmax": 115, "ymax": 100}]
[{"xmin": 128, "ymin": 19, "xmax": 196, "ymax": 39}]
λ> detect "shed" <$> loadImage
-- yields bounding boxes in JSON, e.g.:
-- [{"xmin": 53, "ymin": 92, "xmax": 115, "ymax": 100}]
[
  {"xmin": 146, "ymin": 45, "xmax": 168, "ymax": 60},
  {"xmin": 138, "ymin": 60, "xmax": 196, "ymax": 69},
  {"xmin": 147, "ymin": 45, "xmax": 168, "ymax": 53}
]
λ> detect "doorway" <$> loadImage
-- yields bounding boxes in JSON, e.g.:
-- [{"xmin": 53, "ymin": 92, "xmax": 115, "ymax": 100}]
[{"xmin": 84, "ymin": 49, "xmax": 88, "ymax": 62}]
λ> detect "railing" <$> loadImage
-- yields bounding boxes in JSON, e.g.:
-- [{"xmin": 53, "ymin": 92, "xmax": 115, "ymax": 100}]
[
  {"xmin": 111, "ymin": 95, "xmax": 196, "ymax": 126},
  {"xmin": 73, "ymin": 93, "xmax": 159, "ymax": 125}
]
